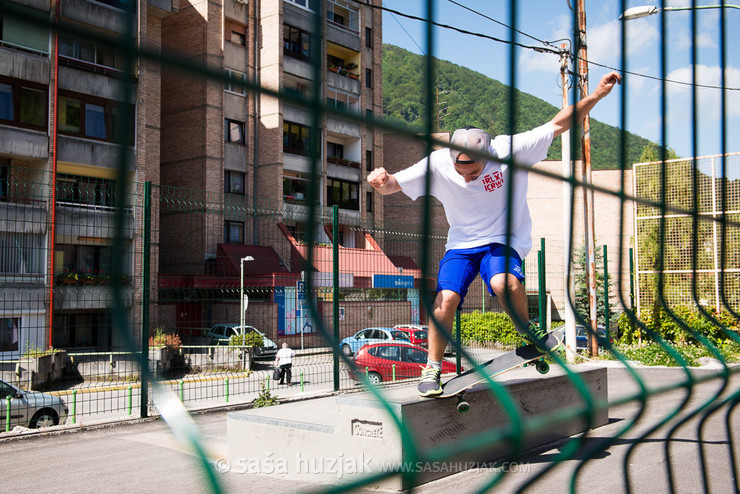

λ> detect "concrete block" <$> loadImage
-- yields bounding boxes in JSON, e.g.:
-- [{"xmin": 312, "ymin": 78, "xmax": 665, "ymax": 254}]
[{"xmin": 227, "ymin": 366, "xmax": 608, "ymax": 491}]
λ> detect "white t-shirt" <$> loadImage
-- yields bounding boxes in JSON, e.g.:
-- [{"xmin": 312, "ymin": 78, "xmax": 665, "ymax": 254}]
[
  {"xmin": 276, "ymin": 347, "xmax": 295, "ymax": 366},
  {"xmin": 394, "ymin": 122, "xmax": 554, "ymax": 259}
]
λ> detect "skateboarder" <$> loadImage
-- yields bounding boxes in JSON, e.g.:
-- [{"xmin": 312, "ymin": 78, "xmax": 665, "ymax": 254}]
[{"xmin": 367, "ymin": 71, "xmax": 622, "ymax": 397}]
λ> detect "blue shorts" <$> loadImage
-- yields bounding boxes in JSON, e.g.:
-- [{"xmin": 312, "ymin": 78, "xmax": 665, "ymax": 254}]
[{"xmin": 436, "ymin": 243, "xmax": 524, "ymax": 306}]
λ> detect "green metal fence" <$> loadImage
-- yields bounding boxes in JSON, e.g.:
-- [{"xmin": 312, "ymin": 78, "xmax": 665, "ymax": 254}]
[{"xmin": 2, "ymin": 0, "xmax": 740, "ymax": 493}]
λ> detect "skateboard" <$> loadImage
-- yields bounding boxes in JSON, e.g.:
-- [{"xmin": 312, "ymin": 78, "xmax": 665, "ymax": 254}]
[{"xmin": 440, "ymin": 330, "xmax": 564, "ymax": 413}]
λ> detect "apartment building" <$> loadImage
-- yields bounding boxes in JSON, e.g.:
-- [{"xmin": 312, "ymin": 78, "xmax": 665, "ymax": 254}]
[
  {"xmin": 0, "ymin": 0, "xmax": 169, "ymax": 356},
  {"xmin": 157, "ymin": 0, "xmax": 400, "ymax": 340},
  {"xmin": 0, "ymin": 0, "xmax": 410, "ymax": 354}
]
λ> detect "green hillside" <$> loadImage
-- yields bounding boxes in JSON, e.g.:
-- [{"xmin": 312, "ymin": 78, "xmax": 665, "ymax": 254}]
[{"xmin": 382, "ymin": 44, "xmax": 653, "ymax": 169}]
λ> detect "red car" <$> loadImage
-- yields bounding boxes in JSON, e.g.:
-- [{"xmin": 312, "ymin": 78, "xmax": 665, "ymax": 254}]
[
  {"xmin": 350, "ymin": 342, "xmax": 459, "ymax": 384},
  {"xmin": 393, "ymin": 324, "xmax": 428, "ymax": 348}
]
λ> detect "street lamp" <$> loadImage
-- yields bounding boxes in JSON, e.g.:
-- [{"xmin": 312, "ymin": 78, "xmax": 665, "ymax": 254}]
[
  {"xmin": 239, "ymin": 256, "xmax": 254, "ymax": 339},
  {"xmin": 620, "ymin": 4, "xmax": 739, "ymax": 21}
]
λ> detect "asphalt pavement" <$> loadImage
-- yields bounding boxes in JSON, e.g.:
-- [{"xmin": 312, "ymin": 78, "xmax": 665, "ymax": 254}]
[{"xmin": 1, "ymin": 362, "xmax": 738, "ymax": 493}]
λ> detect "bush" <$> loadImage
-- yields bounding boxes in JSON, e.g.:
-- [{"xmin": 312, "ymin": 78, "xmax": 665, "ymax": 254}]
[
  {"xmin": 459, "ymin": 311, "xmax": 521, "ymax": 346},
  {"xmin": 617, "ymin": 306, "xmax": 740, "ymax": 346},
  {"xmin": 615, "ymin": 341, "xmax": 740, "ymax": 367},
  {"xmin": 149, "ymin": 328, "xmax": 182, "ymax": 349},
  {"xmin": 229, "ymin": 331, "xmax": 264, "ymax": 348}
]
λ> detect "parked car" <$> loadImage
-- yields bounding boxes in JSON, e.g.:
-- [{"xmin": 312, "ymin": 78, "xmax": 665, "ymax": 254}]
[
  {"xmin": 349, "ymin": 342, "xmax": 459, "ymax": 384},
  {"xmin": 393, "ymin": 324, "xmax": 429, "ymax": 348},
  {"xmin": 206, "ymin": 323, "xmax": 279, "ymax": 360},
  {"xmin": 0, "ymin": 379, "xmax": 68, "ymax": 429},
  {"xmin": 575, "ymin": 324, "xmax": 611, "ymax": 351},
  {"xmin": 395, "ymin": 324, "xmax": 458, "ymax": 355},
  {"xmin": 339, "ymin": 327, "xmax": 411, "ymax": 356}
]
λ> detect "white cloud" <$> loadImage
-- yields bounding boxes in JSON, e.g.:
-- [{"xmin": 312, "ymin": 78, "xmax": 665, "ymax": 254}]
[{"xmin": 666, "ymin": 65, "xmax": 740, "ymax": 119}]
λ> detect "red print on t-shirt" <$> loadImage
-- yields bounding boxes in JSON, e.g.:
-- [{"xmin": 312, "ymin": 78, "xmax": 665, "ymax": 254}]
[{"xmin": 482, "ymin": 171, "xmax": 503, "ymax": 192}]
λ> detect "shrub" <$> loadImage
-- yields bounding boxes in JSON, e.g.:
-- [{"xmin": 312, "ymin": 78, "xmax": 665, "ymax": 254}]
[
  {"xmin": 253, "ymin": 380, "xmax": 278, "ymax": 408},
  {"xmin": 229, "ymin": 331, "xmax": 264, "ymax": 348},
  {"xmin": 617, "ymin": 306, "xmax": 740, "ymax": 346},
  {"xmin": 149, "ymin": 328, "xmax": 182, "ymax": 349},
  {"xmin": 459, "ymin": 311, "xmax": 521, "ymax": 346}
]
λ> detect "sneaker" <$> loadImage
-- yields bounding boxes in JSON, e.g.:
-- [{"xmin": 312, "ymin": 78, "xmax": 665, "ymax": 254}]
[
  {"xmin": 417, "ymin": 366, "xmax": 443, "ymax": 397},
  {"xmin": 520, "ymin": 323, "xmax": 564, "ymax": 354}
]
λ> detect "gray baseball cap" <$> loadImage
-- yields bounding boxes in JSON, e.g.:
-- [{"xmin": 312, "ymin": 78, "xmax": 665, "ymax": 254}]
[{"xmin": 449, "ymin": 127, "xmax": 491, "ymax": 164}]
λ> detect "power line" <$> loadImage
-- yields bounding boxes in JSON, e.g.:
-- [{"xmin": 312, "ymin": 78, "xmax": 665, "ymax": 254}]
[{"xmin": 378, "ymin": 1, "xmax": 740, "ymax": 92}]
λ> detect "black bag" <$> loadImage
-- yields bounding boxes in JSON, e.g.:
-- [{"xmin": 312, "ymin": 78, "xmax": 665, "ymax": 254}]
[{"xmin": 273, "ymin": 367, "xmax": 281, "ymax": 381}]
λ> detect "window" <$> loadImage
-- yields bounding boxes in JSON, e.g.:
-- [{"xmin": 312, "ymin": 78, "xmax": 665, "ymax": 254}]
[
  {"xmin": 0, "ymin": 318, "xmax": 19, "ymax": 352},
  {"xmin": 365, "ymin": 27, "xmax": 372, "ymax": 49},
  {"xmin": 365, "ymin": 68, "xmax": 373, "ymax": 89},
  {"xmin": 52, "ymin": 311, "xmax": 113, "ymax": 350},
  {"xmin": 327, "ymin": 89, "xmax": 358, "ymax": 113},
  {"xmin": 0, "ymin": 232, "xmax": 44, "ymax": 276},
  {"xmin": 225, "ymin": 221, "xmax": 244, "ymax": 244},
  {"xmin": 327, "ymin": 142, "xmax": 344, "ymax": 160},
  {"xmin": 226, "ymin": 21, "xmax": 247, "ymax": 48},
  {"xmin": 327, "ymin": 0, "xmax": 359, "ymax": 31},
  {"xmin": 0, "ymin": 4, "xmax": 49, "ymax": 54},
  {"xmin": 284, "ymin": 25, "xmax": 311, "ymax": 61},
  {"xmin": 283, "ymin": 171, "xmax": 309, "ymax": 204},
  {"xmin": 0, "ymin": 76, "xmax": 47, "ymax": 130},
  {"xmin": 225, "ymin": 119, "xmax": 245, "ymax": 144},
  {"xmin": 283, "ymin": 121, "xmax": 311, "ymax": 156},
  {"xmin": 226, "ymin": 70, "xmax": 248, "ymax": 98},
  {"xmin": 57, "ymin": 91, "xmax": 134, "ymax": 144},
  {"xmin": 326, "ymin": 178, "xmax": 359, "ymax": 210},
  {"xmin": 225, "ymin": 170, "xmax": 245, "ymax": 195},
  {"xmin": 0, "ymin": 162, "xmax": 8, "ymax": 200},
  {"xmin": 285, "ymin": 0, "xmax": 319, "ymax": 11},
  {"xmin": 56, "ymin": 243, "xmax": 114, "ymax": 279},
  {"xmin": 365, "ymin": 149, "xmax": 372, "ymax": 171},
  {"xmin": 225, "ymin": 69, "xmax": 247, "ymax": 95},
  {"xmin": 366, "ymin": 191, "xmax": 373, "ymax": 212},
  {"xmin": 56, "ymin": 174, "xmax": 118, "ymax": 208},
  {"xmin": 59, "ymin": 33, "xmax": 129, "ymax": 72}
]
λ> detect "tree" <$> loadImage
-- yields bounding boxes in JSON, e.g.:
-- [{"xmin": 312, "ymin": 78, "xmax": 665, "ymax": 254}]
[{"xmin": 572, "ymin": 243, "xmax": 617, "ymax": 328}]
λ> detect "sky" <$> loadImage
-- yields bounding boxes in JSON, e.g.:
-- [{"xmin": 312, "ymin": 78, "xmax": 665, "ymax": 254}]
[{"xmin": 380, "ymin": 0, "xmax": 740, "ymax": 174}]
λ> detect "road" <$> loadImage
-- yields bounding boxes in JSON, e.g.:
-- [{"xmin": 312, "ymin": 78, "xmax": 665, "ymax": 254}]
[{"xmin": 1, "ymin": 364, "xmax": 738, "ymax": 493}]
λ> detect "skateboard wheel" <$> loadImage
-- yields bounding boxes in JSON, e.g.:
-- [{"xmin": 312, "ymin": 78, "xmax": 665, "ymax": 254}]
[
  {"xmin": 457, "ymin": 400, "xmax": 470, "ymax": 413},
  {"xmin": 536, "ymin": 361, "xmax": 550, "ymax": 374}
]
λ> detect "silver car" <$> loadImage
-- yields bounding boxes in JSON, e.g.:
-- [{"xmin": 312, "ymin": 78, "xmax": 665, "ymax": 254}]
[
  {"xmin": 206, "ymin": 324, "xmax": 279, "ymax": 361},
  {"xmin": 0, "ymin": 379, "xmax": 68, "ymax": 429}
]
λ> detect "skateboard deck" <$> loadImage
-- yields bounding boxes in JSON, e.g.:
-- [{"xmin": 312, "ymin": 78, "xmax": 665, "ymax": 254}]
[{"xmin": 440, "ymin": 330, "xmax": 563, "ymax": 411}]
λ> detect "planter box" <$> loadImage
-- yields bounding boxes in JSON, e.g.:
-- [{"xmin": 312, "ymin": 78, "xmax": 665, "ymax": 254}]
[{"xmin": 18, "ymin": 350, "xmax": 68, "ymax": 390}]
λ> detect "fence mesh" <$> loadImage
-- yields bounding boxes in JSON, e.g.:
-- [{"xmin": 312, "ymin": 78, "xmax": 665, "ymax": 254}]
[{"xmin": 2, "ymin": 0, "xmax": 740, "ymax": 492}]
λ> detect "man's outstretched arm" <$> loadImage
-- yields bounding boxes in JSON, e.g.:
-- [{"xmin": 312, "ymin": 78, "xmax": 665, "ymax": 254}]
[
  {"xmin": 367, "ymin": 167, "xmax": 402, "ymax": 195},
  {"xmin": 551, "ymin": 70, "xmax": 622, "ymax": 138}
]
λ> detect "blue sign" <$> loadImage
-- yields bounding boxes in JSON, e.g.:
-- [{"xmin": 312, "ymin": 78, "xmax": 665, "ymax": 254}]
[{"xmin": 372, "ymin": 274, "xmax": 414, "ymax": 289}]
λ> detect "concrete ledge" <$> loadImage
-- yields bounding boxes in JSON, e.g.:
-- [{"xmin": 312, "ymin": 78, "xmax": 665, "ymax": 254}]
[{"xmin": 227, "ymin": 366, "xmax": 608, "ymax": 491}]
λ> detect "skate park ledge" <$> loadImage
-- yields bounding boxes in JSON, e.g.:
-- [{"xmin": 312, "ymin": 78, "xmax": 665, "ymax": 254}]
[{"xmin": 227, "ymin": 365, "xmax": 608, "ymax": 491}]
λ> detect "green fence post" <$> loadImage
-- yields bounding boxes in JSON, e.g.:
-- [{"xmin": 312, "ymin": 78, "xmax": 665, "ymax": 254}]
[
  {"xmin": 455, "ymin": 309, "xmax": 462, "ymax": 374},
  {"xmin": 179, "ymin": 380, "xmax": 184, "ymax": 402},
  {"xmin": 332, "ymin": 204, "xmax": 340, "ymax": 392},
  {"xmin": 629, "ymin": 245, "xmax": 636, "ymax": 305},
  {"xmin": 5, "ymin": 396, "xmax": 10, "ymax": 431},
  {"xmin": 127, "ymin": 386, "xmax": 132, "ymax": 416},
  {"xmin": 300, "ymin": 372, "xmax": 304, "ymax": 392},
  {"xmin": 72, "ymin": 389, "xmax": 77, "ymax": 424},
  {"xmin": 225, "ymin": 378, "xmax": 229, "ymax": 403},
  {"xmin": 539, "ymin": 238, "xmax": 546, "ymax": 330},
  {"xmin": 392, "ymin": 364, "xmax": 396, "ymax": 382},
  {"xmin": 140, "ymin": 181, "xmax": 151, "ymax": 419},
  {"xmin": 603, "ymin": 245, "xmax": 610, "ymax": 341}
]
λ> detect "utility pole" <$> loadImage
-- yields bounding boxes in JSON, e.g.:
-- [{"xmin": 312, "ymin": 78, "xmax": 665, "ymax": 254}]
[
  {"xmin": 575, "ymin": 0, "xmax": 599, "ymax": 357},
  {"xmin": 560, "ymin": 43, "xmax": 577, "ymax": 363}
]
